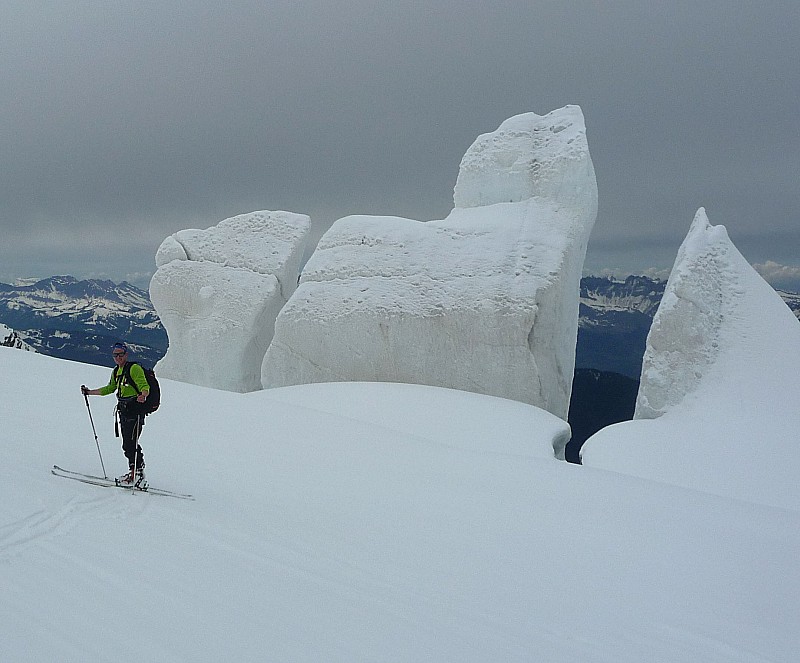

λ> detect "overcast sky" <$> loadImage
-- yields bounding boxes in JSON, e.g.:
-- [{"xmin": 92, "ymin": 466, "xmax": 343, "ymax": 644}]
[{"xmin": 2, "ymin": 0, "xmax": 798, "ymax": 290}]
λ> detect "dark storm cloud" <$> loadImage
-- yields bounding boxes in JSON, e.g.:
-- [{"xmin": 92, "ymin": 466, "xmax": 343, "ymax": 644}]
[{"xmin": 2, "ymin": 0, "xmax": 799, "ymax": 289}]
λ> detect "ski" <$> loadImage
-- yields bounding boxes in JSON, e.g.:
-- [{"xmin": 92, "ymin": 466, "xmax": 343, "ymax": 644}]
[{"xmin": 52, "ymin": 465, "xmax": 194, "ymax": 500}]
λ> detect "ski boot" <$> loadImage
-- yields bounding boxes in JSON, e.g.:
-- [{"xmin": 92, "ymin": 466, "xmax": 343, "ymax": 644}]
[{"xmin": 116, "ymin": 468, "xmax": 135, "ymax": 486}]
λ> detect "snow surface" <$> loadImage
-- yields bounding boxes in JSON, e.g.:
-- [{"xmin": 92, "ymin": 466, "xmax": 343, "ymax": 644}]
[
  {"xmin": 263, "ymin": 107, "xmax": 597, "ymax": 418},
  {"xmin": 3, "ymin": 346, "xmax": 799, "ymax": 662},
  {"xmin": 581, "ymin": 209, "xmax": 800, "ymax": 510},
  {"xmin": 150, "ymin": 210, "xmax": 310, "ymax": 392}
]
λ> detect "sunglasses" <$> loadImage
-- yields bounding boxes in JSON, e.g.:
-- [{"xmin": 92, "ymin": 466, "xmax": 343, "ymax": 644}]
[{"xmin": 112, "ymin": 352, "xmax": 127, "ymax": 357}]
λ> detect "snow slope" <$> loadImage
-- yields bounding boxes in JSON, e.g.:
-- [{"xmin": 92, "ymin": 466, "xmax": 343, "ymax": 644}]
[{"xmin": 2, "ymin": 347, "xmax": 799, "ymax": 662}]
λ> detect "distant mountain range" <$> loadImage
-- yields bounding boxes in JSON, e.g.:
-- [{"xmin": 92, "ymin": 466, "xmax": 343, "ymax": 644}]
[
  {"xmin": 576, "ymin": 275, "xmax": 665, "ymax": 379},
  {"xmin": 776, "ymin": 288, "xmax": 800, "ymax": 317},
  {"xmin": 2, "ymin": 274, "xmax": 797, "ymax": 461},
  {"xmin": 0, "ymin": 276, "xmax": 166, "ymax": 366}
]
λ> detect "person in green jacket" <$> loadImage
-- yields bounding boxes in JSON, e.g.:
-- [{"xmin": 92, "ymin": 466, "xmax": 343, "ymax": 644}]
[{"xmin": 82, "ymin": 342, "xmax": 149, "ymax": 486}]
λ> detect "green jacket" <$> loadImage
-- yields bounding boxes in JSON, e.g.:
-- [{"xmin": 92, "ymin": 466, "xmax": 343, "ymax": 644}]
[{"xmin": 99, "ymin": 362, "xmax": 149, "ymax": 398}]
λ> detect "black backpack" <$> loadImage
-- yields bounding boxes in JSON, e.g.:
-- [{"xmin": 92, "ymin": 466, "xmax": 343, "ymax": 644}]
[{"xmin": 117, "ymin": 361, "xmax": 161, "ymax": 415}]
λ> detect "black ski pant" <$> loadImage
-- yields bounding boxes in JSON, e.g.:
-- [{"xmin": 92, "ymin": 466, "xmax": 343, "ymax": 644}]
[{"xmin": 118, "ymin": 411, "xmax": 145, "ymax": 470}]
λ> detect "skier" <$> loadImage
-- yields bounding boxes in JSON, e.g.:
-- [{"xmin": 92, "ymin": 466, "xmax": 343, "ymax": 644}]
[{"xmin": 81, "ymin": 342, "xmax": 149, "ymax": 486}]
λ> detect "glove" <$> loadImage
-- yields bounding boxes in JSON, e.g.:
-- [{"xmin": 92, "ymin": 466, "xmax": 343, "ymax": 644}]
[{"xmin": 81, "ymin": 385, "xmax": 89, "ymax": 395}]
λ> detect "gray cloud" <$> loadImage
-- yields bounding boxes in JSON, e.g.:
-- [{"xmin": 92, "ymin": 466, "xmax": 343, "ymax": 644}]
[{"xmin": 2, "ymin": 0, "xmax": 799, "ymax": 290}]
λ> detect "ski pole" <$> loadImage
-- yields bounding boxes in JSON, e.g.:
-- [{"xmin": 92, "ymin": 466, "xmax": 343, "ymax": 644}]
[
  {"xmin": 130, "ymin": 416, "xmax": 138, "ymax": 495},
  {"xmin": 83, "ymin": 391, "xmax": 108, "ymax": 479}
]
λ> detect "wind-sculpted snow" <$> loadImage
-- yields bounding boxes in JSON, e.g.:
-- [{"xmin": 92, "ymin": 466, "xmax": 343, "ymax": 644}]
[
  {"xmin": 582, "ymin": 209, "xmax": 800, "ymax": 511},
  {"xmin": 635, "ymin": 209, "xmax": 736, "ymax": 419},
  {"xmin": 150, "ymin": 210, "xmax": 310, "ymax": 392},
  {"xmin": 453, "ymin": 106, "xmax": 596, "ymax": 210},
  {"xmin": 262, "ymin": 106, "xmax": 597, "ymax": 418}
]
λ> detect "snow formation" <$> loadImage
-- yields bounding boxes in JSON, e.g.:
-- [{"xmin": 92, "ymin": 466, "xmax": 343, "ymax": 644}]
[
  {"xmin": 150, "ymin": 210, "xmax": 310, "ymax": 392},
  {"xmin": 262, "ymin": 106, "xmax": 597, "ymax": 418},
  {"xmin": 581, "ymin": 208, "xmax": 800, "ymax": 511}
]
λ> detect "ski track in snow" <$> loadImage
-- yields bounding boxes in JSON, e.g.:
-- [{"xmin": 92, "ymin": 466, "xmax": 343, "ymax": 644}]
[{"xmin": 0, "ymin": 490, "xmax": 149, "ymax": 560}]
